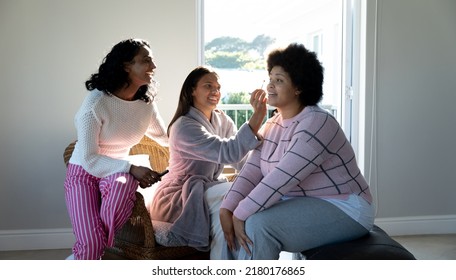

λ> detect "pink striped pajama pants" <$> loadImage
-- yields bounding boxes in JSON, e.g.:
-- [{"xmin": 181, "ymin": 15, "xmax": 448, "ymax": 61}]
[{"xmin": 64, "ymin": 164, "xmax": 138, "ymax": 260}]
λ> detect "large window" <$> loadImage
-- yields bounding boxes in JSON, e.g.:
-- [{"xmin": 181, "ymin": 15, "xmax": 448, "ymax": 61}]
[{"xmin": 201, "ymin": 0, "xmax": 359, "ymax": 142}]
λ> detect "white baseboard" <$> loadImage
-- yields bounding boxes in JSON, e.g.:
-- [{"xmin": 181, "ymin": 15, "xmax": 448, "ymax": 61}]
[
  {"xmin": 375, "ymin": 214, "xmax": 456, "ymax": 236},
  {"xmin": 1, "ymin": 215, "xmax": 456, "ymax": 251},
  {"xmin": 0, "ymin": 228, "xmax": 75, "ymax": 251}
]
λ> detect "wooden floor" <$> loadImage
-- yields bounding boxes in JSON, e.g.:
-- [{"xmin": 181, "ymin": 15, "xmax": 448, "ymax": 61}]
[
  {"xmin": 1, "ymin": 234, "xmax": 455, "ymax": 260},
  {"xmin": 392, "ymin": 234, "xmax": 456, "ymax": 260}
]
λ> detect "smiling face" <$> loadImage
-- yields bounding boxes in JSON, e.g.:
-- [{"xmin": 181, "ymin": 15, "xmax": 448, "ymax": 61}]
[
  {"xmin": 192, "ymin": 73, "xmax": 221, "ymax": 119},
  {"xmin": 267, "ymin": 66, "xmax": 303, "ymax": 118},
  {"xmin": 125, "ymin": 46, "xmax": 156, "ymax": 88}
]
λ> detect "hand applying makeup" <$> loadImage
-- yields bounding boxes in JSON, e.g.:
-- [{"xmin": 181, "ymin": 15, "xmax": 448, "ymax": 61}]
[{"xmin": 248, "ymin": 86, "xmax": 267, "ymax": 137}]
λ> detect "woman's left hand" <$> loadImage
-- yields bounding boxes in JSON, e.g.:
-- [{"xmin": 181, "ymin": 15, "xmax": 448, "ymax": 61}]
[
  {"xmin": 130, "ymin": 165, "xmax": 162, "ymax": 188},
  {"xmin": 233, "ymin": 215, "xmax": 253, "ymax": 256}
]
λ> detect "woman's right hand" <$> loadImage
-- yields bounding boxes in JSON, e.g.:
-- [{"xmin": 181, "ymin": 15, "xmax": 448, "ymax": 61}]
[
  {"xmin": 129, "ymin": 165, "xmax": 161, "ymax": 188},
  {"xmin": 248, "ymin": 89, "xmax": 267, "ymax": 135},
  {"xmin": 220, "ymin": 208, "xmax": 237, "ymax": 251}
]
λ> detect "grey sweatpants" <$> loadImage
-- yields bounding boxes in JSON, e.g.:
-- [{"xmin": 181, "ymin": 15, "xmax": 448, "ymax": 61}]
[{"xmin": 221, "ymin": 196, "xmax": 368, "ymax": 260}]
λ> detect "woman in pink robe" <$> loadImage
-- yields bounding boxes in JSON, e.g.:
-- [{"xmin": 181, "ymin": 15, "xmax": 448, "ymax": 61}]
[{"xmin": 149, "ymin": 66, "xmax": 267, "ymax": 259}]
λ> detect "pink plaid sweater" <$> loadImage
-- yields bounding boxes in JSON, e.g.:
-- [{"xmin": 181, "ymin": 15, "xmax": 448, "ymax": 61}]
[{"xmin": 221, "ymin": 106, "xmax": 373, "ymax": 221}]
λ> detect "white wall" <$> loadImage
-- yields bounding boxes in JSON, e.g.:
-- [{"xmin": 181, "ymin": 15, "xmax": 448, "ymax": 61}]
[
  {"xmin": 362, "ymin": 0, "xmax": 456, "ymax": 234},
  {"xmin": 0, "ymin": 0, "xmax": 198, "ymax": 249},
  {"xmin": 0, "ymin": 0, "xmax": 455, "ymax": 250}
]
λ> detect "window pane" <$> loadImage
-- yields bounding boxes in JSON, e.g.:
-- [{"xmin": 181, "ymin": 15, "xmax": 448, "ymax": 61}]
[{"xmin": 203, "ymin": 0, "xmax": 343, "ymax": 126}]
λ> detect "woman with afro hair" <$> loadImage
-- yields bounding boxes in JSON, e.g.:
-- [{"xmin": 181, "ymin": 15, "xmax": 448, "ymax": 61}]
[{"xmin": 220, "ymin": 43, "xmax": 375, "ymax": 260}]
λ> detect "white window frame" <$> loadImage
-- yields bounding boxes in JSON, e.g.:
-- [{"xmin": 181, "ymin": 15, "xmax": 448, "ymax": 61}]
[
  {"xmin": 197, "ymin": 0, "xmax": 371, "ymax": 170},
  {"xmin": 309, "ymin": 31, "xmax": 324, "ymax": 59},
  {"xmin": 342, "ymin": 0, "xmax": 360, "ymax": 152}
]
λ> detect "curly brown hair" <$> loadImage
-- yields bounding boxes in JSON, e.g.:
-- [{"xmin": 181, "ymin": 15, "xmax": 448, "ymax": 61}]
[
  {"xmin": 267, "ymin": 43, "xmax": 324, "ymax": 106},
  {"xmin": 85, "ymin": 38, "xmax": 153, "ymax": 103}
]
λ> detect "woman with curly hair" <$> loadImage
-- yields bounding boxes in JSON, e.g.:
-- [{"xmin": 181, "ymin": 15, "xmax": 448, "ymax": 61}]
[
  {"xmin": 64, "ymin": 38, "xmax": 168, "ymax": 260},
  {"xmin": 220, "ymin": 43, "xmax": 375, "ymax": 259}
]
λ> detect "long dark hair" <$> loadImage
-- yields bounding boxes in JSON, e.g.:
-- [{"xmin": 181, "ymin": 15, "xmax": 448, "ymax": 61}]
[
  {"xmin": 85, "ymin": 38, "xmax": 153, "ymax": 103},
  {"xmin": 167, "ymin": 66, "xmax": 218, "ymax": 136}
]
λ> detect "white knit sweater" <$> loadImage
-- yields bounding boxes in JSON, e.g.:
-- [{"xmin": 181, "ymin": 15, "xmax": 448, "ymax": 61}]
[{"xmin": 69, "ymin": 90, "xmax": 168, "ymax": 178}]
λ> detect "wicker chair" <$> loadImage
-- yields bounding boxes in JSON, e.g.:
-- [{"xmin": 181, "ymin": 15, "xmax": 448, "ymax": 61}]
[{"xmin": 63, "ymin": 136, "xmax": 209, "ymax": 260}]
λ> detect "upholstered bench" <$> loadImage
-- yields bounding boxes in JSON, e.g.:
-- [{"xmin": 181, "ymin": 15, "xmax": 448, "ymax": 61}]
[{"xmin": 300, "ymin": 225, "xmax": 416, "ymax": 260}]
